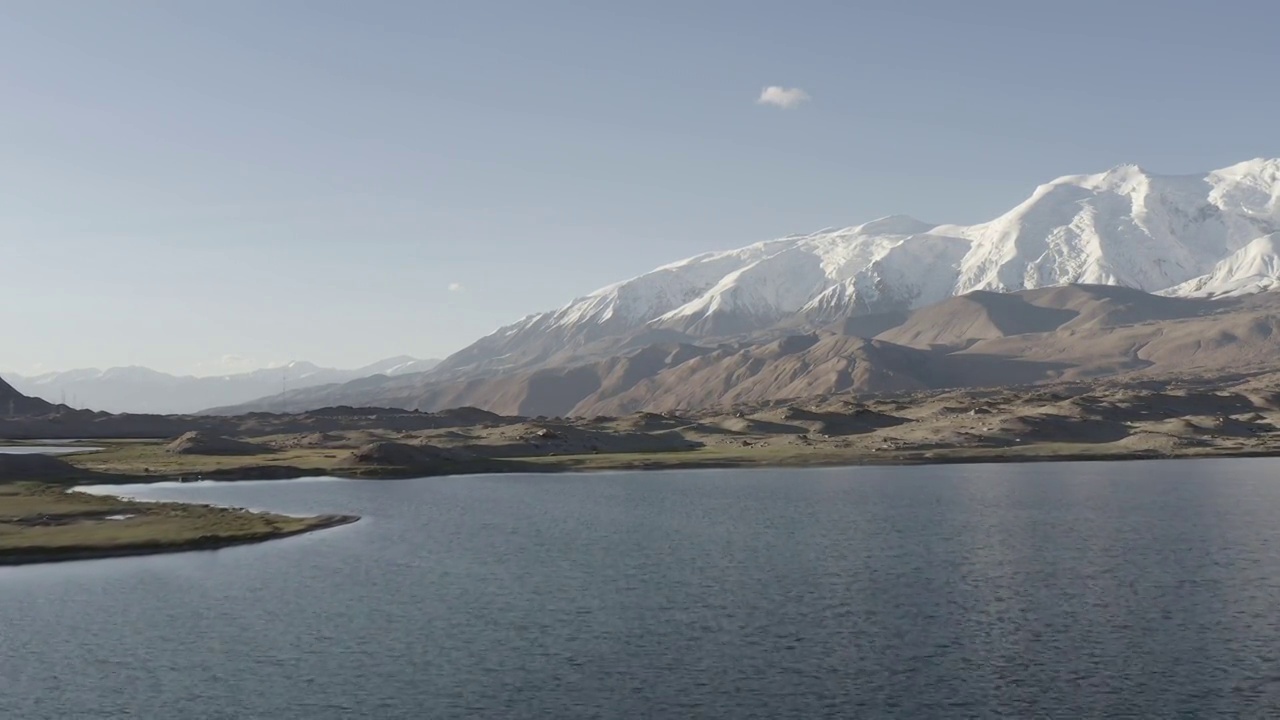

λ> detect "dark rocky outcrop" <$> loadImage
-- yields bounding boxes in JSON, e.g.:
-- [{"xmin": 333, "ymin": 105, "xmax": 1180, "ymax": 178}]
[
  {"xmin": 0, "ymin": 454, "xmax": 92, "ymax": 481},
  {"xmin": 341, "ymin": 441, "xmax": 468, "ymax": 469},
  {"xmin": 0, "ymin": 376, "xmax": 53, "ymax": 417}
]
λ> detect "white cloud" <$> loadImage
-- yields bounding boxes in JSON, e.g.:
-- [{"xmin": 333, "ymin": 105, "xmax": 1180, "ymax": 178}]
[
  {"xmin": 448, "ymin": 282, "xmax": 464, "ymax": 292},
  {"xmin": 756, "ymin": 86, "xmax": 810, "ymax": 109}
]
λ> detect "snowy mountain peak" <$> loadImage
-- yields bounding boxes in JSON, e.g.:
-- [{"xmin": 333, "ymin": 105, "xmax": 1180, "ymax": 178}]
[
  {"xmin": 433, "ymin": 158, "xmax": 1280, "ymax": 378},
  {"xmin": 1162, "ymin": 232, "xmax": 1280, "ymax": 298},
  {"xmin": 851, "ymin": 215, "xmax": 938, "ymax": 236},
  {"xmin": 1214, "ymin": 157, "xmax": 1280, "ymax": 179},
  {"xmin": 1071, "ymin": 162, "xmax": 1151, "ymax": 190}
]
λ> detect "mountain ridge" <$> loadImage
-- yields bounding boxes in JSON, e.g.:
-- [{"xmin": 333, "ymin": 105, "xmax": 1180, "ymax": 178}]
[
  {"xmin": 207, "ymin": 284, "xmax": 1280, "ymax": 418},
  {"xmin": 429, "ymin": 158, "xmax": 1280, "ymax": 382},
  {"xmin": 6, "ymin": 357, "xmax": 440, "ymax": 415},
  {"xmin": 209, "ymin": 158, "xmax": 1280, "ymax": 418}
]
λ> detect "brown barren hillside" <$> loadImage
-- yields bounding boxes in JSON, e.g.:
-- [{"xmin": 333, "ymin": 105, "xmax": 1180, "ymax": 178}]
[{"xmin": 203, "ymin": 285, "xmax": 1280, "ymax": 418}]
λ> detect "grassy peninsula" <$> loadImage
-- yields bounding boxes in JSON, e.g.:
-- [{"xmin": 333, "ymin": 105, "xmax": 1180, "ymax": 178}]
[{"xmin": 0, "ymin": 481, "xmax": 355, "ymax": 566}]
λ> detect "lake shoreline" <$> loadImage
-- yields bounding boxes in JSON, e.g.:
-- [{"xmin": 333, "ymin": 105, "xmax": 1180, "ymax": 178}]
[
  {"xmin": 53, "ymin": 440, "xmax": 1280, "ymax": 486},
  {"xmin": 5, "ymin": 439, "xmax": 1278, "ymax": 566}
]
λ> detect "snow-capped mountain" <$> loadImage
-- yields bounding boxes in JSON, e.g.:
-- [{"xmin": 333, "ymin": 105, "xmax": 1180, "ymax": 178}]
[
  {"xmin": 435, "ymin": 159, "xmax": 1280, "ymax": 378},
  {"xmin": 5, "ymin": 357, "xmax": 439, "ymax": 415},
  {"xmin": 1161, "ymin": 233, "xmax": 1280, "ymax": 298},
  {"xmin": 357, "ymin": 356, "xmax": 441, "ymax": 377}
]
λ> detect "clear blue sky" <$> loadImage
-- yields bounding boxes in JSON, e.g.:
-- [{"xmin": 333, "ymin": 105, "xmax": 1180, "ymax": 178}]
[{"xmin": 3, "ymin": 0, "xmax": 1278, "ymax": 376}]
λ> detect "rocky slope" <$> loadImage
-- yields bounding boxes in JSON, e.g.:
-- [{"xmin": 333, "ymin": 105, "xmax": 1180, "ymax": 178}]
[
  {"xmin": 0, "ymin": 376, "xmax": 53, "ymax": 417},
  {"xmin": 208, "ymin": 285, "xmax": 1280, "ymax": 418}
]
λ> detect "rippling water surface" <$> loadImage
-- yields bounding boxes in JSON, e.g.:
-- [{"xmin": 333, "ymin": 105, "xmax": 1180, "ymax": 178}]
[{"xmin": 5, "ymin": 460, "xmax": 1280, "ymax": 718}]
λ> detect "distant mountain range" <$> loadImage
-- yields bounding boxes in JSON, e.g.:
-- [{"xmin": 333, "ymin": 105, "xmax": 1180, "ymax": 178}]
[
  {"xmin": 5, "ymin": 357, "xmax": 439, "ymax": 415},
  {"xmin": 207, "ymin": 159, "xmax": 1280, "ymax": 418}
]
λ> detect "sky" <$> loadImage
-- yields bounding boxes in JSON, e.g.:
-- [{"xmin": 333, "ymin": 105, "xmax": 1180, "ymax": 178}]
[{"xmin": 3, "ymin": 0, "xmax": 1279, "ymax": 376}]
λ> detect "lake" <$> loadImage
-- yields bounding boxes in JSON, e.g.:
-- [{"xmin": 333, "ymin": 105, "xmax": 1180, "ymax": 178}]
[
  {"xmin": 0, "ymin": 444, "xmax": 101, "ymax": 455},
  {"xmin": 4, "ymin": 459, "xmax": 1280, "ymax": 718}
]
